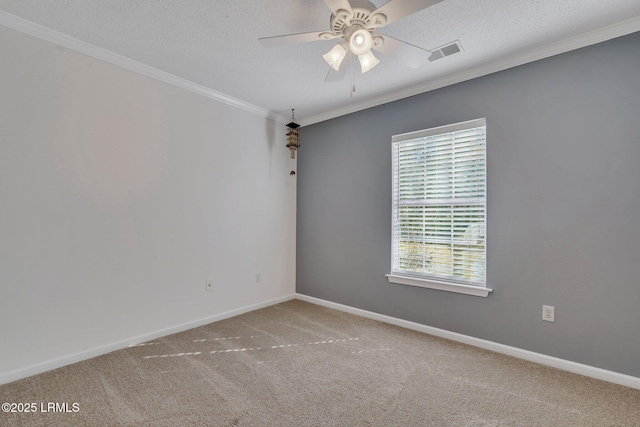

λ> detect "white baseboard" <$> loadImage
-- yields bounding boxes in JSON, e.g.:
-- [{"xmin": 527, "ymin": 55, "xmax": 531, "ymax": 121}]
[
  {"xmin": 295, "ymin": 293, "xmax": 640, "ymax": 391},
  {"xmin": 5, "ymin": 292, "xmax": 638, "ymax": 391},
  {"xmin": 0, "ymin": 294, "xmax": 296, "ymax": 385}
]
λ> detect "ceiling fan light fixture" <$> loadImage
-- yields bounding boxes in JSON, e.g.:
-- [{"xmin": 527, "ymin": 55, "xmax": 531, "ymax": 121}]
[
  {"xmin": 259, "ymin": 0, "xmax": 445, "ymax": 82},
  {"xmin": 323, "ymin": 44, "xmax": 347, "ymax": 71},
  {"xmin": 358, "ymin": 50, "xmax": 379, "ymax": 73},
  {"xmin": 349, "ymin": 28, "xmax": 373, "ymax": 56}
]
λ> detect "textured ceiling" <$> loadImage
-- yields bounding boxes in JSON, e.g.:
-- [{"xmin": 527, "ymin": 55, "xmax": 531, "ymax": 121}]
[{"xmin": 1, "ymin": 0, "xmax": 640, "ymax": 124}]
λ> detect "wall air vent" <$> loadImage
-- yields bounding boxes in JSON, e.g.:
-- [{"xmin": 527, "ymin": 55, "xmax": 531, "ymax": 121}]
[{"xmin": 428, "ymin": 40, "xmax": 463, "ymax": 62}]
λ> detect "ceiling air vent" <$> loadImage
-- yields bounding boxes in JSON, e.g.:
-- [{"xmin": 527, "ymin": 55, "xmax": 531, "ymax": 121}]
[{"xmin": 428, "ymin": 40, "xmax": 463, "ymax": 62}]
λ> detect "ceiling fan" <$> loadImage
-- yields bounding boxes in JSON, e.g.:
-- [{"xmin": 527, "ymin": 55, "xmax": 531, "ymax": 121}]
[{"xmin": 259, "ymin": 0, "xmax": 447, "ymax": 81}]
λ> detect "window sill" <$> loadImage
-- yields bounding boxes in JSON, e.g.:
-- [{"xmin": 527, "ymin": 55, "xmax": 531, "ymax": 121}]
[{"xmin": 386, "ymin": 274, "xmax": 492, "ymax": 297}]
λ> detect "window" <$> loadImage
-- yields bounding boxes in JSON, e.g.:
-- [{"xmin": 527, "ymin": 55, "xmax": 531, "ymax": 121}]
[{"xmin": 387, "ymin": 118, "xmax": 491, "ymax": 297}]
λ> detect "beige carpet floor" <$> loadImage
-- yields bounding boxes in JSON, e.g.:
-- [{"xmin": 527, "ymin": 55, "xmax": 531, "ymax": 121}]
[{"xmin": 1, "ymin": 299, "xmax": 639, "ymax": 426}]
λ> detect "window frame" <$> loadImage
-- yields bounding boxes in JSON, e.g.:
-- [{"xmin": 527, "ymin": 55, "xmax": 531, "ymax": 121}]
[{"xmin": 387, "ymin": 118, "xmax": 492, "ymax": 297}]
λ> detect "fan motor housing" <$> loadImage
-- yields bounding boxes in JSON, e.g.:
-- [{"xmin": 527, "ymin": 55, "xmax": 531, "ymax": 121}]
[{"xmin": 330, "ymin": 0, "xmax": 385, "ymax": 35}]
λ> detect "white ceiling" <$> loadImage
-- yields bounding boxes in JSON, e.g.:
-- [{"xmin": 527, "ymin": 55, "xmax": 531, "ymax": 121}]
[{"xmin": 1, "ymin": 0, "xmax": 640, "ymax": 125}]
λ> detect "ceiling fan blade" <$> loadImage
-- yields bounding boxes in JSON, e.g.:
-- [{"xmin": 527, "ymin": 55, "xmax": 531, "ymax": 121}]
[
  {"xmin": 373, "ymin": 0, "xmax": 444, "ymax": 26},
  {"xmin": 372, "ymin": 34, "xmax": 431, "ymax": 68},
  {"xmin": 322, "ymin": 0, "xmax": 353, "ymax": 19},
  {"xmin": 325, "ymin": 52, "xmax": 353, "ymax": 82},
  {"xmin": 259, "ymin": 31, "xmax": 338, "ymax": 48}
]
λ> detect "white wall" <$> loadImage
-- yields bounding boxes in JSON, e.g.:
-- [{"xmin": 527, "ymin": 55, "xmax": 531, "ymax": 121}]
[{"xmin": 0, "ymin": 24, "xmax": 296, "ymax": 382}]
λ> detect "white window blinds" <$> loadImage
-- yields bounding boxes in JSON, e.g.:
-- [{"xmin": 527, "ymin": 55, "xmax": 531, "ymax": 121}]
[{"xmin": 391, "ymin": 118, "xmax": 486, "ymax": 286}]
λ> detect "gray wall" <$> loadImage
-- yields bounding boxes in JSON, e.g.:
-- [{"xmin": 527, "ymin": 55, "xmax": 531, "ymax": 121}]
[{"xmin": 297, "ymin": 31, "xmax": 640, "ymax": 377}]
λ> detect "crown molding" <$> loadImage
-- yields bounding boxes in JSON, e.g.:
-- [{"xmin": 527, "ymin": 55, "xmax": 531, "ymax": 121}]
[
  {"xmin": 0, "ymin": 11, "xmax": 289, "ymax": 124},
  {"xmin": 2, "ymin": 9, "xmax": 638, "ymax": 127},
  {"xmin": 299, "ymin": 15, "xmax": 640, "ymax": 127}
]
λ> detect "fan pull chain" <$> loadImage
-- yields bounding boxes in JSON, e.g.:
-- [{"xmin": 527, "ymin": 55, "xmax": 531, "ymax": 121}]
[{"xmin": 350, "ymin": 54, "xmax": 356, "ymax": 98}]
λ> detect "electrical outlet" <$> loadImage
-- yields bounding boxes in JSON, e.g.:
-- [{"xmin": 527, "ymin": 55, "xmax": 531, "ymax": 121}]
[
  {"xmin": 542, "ymin": 305, "xmax": 555, "ymax": 322},
  {"xmin": 206, "ymin": 280, "xmax": 214, "ymax": 292}
]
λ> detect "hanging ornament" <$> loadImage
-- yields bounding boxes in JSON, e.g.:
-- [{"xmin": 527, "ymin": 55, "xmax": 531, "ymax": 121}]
[{"xmin": 286, "ymin": 109, "xmax": 300, "ymax": 175}]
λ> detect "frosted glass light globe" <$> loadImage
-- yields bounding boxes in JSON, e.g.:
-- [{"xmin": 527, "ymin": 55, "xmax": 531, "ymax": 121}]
[
  {"xmin": 349, "ymin": 29, "xmax": 373, "ymax": 56},
  {"xmin": 323, "ymin": 44, "xmax": 347, "ymax": 71}
]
